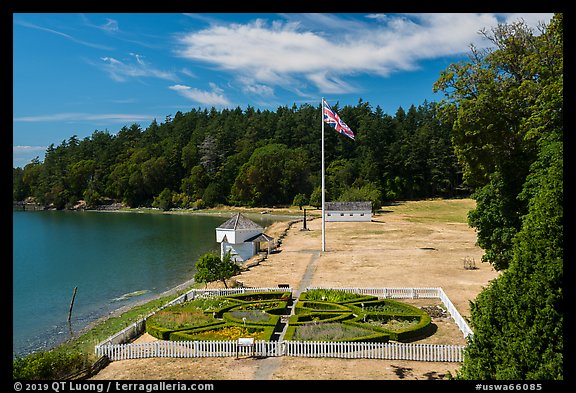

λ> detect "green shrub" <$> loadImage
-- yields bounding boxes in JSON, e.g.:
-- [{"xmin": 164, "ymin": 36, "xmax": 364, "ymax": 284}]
[
  {"xmin": 289, "ymin": 312, "xmax": 353, "ymax": 325},
  {"xmin": 187, "ymin": 297, "xmax": 241, "ymax": 312},
  {"xmin": 300, "ymin": 289, "xmax": 377, "ymax": 304},
  {"xmin": 350, "ymin": 313, "xmax": 432, "ymax": 341},
  {"xmin": 295, "ymin": 301, "xmax": 352, "ymax": 313},
  {"xmin": 170, "ymin": 324, "xmax": 273, "ymax": 341},
  {"xmin": 13, "ymin": 350, "xmax": 90, "ymax": 380},
  {"xmin": 223, "ymin": 310, "xmax": 279, "ymax": 327},
  {"xmin": 291, "ymin": 293, "xmax": 432, "ymax": 343},
  {"xmin": 228, "ymin": 300, "xmax": 287, "ymax": 312},
  {"xmin": 223, "ymin": 291, "xmax": 291, "ymax": 302},
  {"xmin": 290, "ymin": 322, "xmax": 389, "ymax": 342},
  {"xmin": 146, "ymin": 319, "xmax": 224, "ymax": 340},
  {"xmin": 348, "ymin": 299, "xmax": 420, "ymax": 314},
  {"xmin": 146, "ymin": 293, "xmax": 289, "ymax": 341}
]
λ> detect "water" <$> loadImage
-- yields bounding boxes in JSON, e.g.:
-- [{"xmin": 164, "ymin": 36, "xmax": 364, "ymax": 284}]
[{"xmin": 12, "ymin": 210, "xmax": 291, "ymax": 357}]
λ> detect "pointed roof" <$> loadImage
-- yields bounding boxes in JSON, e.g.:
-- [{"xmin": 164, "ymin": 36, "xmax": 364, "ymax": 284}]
[
  {"xmin": 217, "ymin": 213, "xmax": 263, "ymax": 231},
  {"xmin": 245, "ymin": 233, "xmax": 274, "ymax": 243}
]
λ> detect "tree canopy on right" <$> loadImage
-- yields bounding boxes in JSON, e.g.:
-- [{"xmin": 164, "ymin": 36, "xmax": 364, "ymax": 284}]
[{"xmin": 434, "ymin": 14, "xmax": 563, "ymax": 379}]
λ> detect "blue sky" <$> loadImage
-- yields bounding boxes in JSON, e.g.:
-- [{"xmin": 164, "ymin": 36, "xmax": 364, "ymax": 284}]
[{"xmin": 12, "ymin": 13, "xmax": 553, "ymax": 168}]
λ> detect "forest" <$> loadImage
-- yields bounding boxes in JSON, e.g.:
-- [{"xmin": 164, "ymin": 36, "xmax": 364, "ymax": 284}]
[{"xmin": 12, "ymin": 99, "xmax": 463, "ymax": 211}]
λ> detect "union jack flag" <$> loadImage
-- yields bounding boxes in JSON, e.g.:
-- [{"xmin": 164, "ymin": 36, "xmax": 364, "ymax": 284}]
[{"xmin": 323, "ymin": 99, "xmax": 355, "ymax": 140}]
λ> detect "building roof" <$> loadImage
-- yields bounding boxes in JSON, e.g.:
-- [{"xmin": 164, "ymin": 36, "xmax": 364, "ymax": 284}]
[
  {"xmin": 245, "ymin": 233, "xmax": 274, "ymax": 243},
  {"xmin": 325, "ymin": 201, "xmax": 372, "ymax": 211},
  {"xmin": 217, "ymin": 213, "xmax": 263, "ymax": 230}
]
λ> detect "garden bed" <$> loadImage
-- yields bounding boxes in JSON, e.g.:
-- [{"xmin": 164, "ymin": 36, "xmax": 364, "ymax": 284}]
[
  {"xmin": 145, "ymin": 291, "xmax": 288, "ymax": 342},
  {"xmin": 285, "ymin": 289, "xmax": 433, "ymax": 342}
]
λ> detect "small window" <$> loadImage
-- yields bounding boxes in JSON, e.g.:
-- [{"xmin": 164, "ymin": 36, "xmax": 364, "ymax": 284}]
[
  {"xmin": 327, "ymin": 213, "xmax": 331, "ymax": 216},
  {"xmin": 340, "ymin": 213, "xmax": 344, "ymax": 216},
  {"xmin": 350, "ymin": 213, "xmax": 353, "ymax": 216},
  {"xmin": 360, "ymin": 213, "xmax": 364, "ymax": 216}
]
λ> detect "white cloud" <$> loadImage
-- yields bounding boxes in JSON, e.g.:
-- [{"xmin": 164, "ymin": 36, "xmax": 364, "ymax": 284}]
[
  {"xmin": 98, "ymin": 55, "xmax": 176, "ymax": 82},
  {"xmin": 13, "ymin": 145, "xmax": 46, "ymax": 153},
  {"xmin": 235, "ymin": 76, "xmax": 274, "ymax": 97},
  {"xmin": 13, "ymin": 146, "xmax": 47, "ymax": 167},
  {"xmin": 100, "ymin": 18, "xmax": 119, "ymax": 33},
  {"xmin": 174, "ymin": 13, "xmax": 553, "ymax": 96},
  {"xmin": 15, "ymin": 19, "xmax": 113, "ymax": 50},
  {"xmin": 168, "ymin": 84, "xmax": 230, "ymax": 106}
]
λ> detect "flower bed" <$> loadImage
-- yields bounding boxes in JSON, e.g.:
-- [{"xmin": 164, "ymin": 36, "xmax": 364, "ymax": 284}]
[
  {"xmin": 170, "ymin": 325, "xmax": 266, "ymax": 341},
  {"xmin": 292, "ymin": 322, "xmax": 384, "ymax": 341},
  {"xmin": 300, "ymin": 289, "xmax": 376, "ymax": 304},
  {"xmin": 146, "ymin": 291, "xmax": 287, "ymax": 341},
  {"xmin": 284, "ymin": 289, "xmax": 432, "ymax": 342}
]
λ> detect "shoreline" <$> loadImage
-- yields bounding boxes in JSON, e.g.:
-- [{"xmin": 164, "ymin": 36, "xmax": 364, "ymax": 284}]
[
  {"xmin": 73, "ymin": 277, "xmax": 198, "ymax": 341},
  {"xmin": 56, "ymin": 216, "xmax": 301, "ymax": 354},
  {"xmin": 14, "ymin": 200, "xmax": 316, "ymax": 219},
  {"xmin": 13, "ymin": 208, "xmax": 299, "ymax": 358}
]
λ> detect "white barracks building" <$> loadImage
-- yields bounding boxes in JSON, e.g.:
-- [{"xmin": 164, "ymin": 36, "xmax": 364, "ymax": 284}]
[{"xmin": 324, "ymin": 201, "xmax": 372, "ymax": 222}]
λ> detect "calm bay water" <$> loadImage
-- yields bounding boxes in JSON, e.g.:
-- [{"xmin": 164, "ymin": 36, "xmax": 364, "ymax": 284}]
[{"xmin": 12, "ymin": 210, "xmax": 289, "ymax": 357}]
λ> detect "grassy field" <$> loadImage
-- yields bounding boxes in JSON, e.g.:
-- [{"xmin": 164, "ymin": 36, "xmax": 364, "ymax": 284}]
[
  {"xmin": 90, "ymin": 197, "xmax": 500, "ymax": 380},
  {"xmin": 382, "ymin": 198, "xmax": 476, "ymax": 223},
  {"xmin": 52, "ymin": 198, "xmax": 476, "ymax": 356}
]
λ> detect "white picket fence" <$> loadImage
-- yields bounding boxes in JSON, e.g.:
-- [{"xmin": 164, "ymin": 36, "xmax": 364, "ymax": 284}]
[
  {"xmin": 283, "ymin": 340, "xmax": 464, "ymax": 362},
  {"xmin": 306, "ymin": 286, "xmax": 473, "ymax": 338},
  {"xmin": 96, "ymin": 339, "xmax": 465, "ymax": 362},
  {"xmin": 96, "ymin": 287, "xmax": 290, "ymax": 347},
  {"xmin": 96, "ymin": 340, "xmax": 283, "ymax": 360},
  {"xmin": 95, "ymin": 287, "xmax": 471, "ymax": 363}
]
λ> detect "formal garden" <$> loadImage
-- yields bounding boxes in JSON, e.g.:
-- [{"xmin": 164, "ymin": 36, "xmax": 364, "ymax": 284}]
[
  {"xmin": 145, "ymin": 289, "xmax": 433, "ymax": 344},
  {"xmin": 145, "ymin": 291, "xmax": 291, "ymax": 342}
]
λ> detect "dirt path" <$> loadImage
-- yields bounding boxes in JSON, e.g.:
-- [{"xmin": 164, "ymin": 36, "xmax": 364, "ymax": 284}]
[{"xmin": 91, "ymin": 199, "xmax": 499, "ymax": 380}]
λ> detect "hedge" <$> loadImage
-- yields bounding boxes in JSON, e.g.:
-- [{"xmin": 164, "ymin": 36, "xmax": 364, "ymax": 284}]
[
  {"xmin": 221, "ymin": 291, "xmax": 291, "ymax": 302},
  {"xmin": 288, "ymin": 312, "xmax": 354, "ymax": 325},
  {"xmin": 295, "ymin": 301, "xmax": 352, "ymax": 314},
  {"xmin": 222, "ymin": 309, "xmax": 280, "ymax": 327},
  {"xmin": 283, "ymin": 321, "xmax": 390, "ymax": 343},
  {"xmin": 169, "ymin": 324, "xmax": 275, "ymax": 341},
  {"xmin": 299, "ymin": 289, "xmax": 377, "ymax": 304}
]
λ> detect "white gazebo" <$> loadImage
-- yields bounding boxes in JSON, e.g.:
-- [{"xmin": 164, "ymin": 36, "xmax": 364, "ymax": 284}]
[{"xmin": 215, "ymin": 213, "xmax": 274, "ymax": 263}]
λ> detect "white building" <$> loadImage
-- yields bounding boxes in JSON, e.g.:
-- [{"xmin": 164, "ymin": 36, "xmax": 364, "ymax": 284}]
[
  {"xmin": 215, "ymin": 213, "xmax": 274, "ymax": 263},
  {"xmin": 325, "ymin": 201, "xmax": 372, "ymax": 222}
]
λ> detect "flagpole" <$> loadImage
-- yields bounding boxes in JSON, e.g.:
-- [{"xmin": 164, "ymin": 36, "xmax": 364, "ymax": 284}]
[{"xmin": 321, "ymin": 97, "xmax": 326, "ymax": 252}]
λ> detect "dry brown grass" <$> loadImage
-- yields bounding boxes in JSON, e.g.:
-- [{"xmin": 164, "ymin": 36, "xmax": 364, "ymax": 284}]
[{"xmin": 92, "ymin": 199, "xmax": 499, "ymax": 380}]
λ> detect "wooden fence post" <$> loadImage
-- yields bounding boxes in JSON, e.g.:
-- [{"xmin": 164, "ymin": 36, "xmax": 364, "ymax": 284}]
[{"xmin": 68, "ymin": 287, "xmax": 77, "ymax": 323}]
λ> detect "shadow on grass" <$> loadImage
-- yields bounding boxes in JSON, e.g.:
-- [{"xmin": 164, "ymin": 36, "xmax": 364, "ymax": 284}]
[
  {"xmin": 423, "ymin": 370, "xmax": 448, "ymax": 380},
  {"xmin": 391, "ymin": 364, "xmax": 413, "ymax": 379}
]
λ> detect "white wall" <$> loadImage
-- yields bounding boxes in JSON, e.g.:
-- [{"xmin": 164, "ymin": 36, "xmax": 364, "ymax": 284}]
[
  {"xmin": 216, "ymin": 228, "xmax": 262, "ymax": 243},
  {"xmin": 325, "ymin": 210, "xmax": 372, "ymax": 222},
  {"xmin": 216, "ymin": 228, "xmax": 235, "ymax": 243},
  {"xmin": 221, "ymin": 242, "xmax": 257, "ymax": 262}
]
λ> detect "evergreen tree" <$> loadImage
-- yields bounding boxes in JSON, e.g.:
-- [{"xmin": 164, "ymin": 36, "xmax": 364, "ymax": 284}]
[
  {"xmin": 14, "ymin": 99, "xmax": 463, "ymax": 209},
  {"xmin": 435, "ymin": 14, "xmax": 563, "ymax": 380}
]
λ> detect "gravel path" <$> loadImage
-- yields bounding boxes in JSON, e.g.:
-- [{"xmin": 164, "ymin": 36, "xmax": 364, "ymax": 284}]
[{"xmin": 252, "ymin": 250, "xmax": 320, "ymax": 380}]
